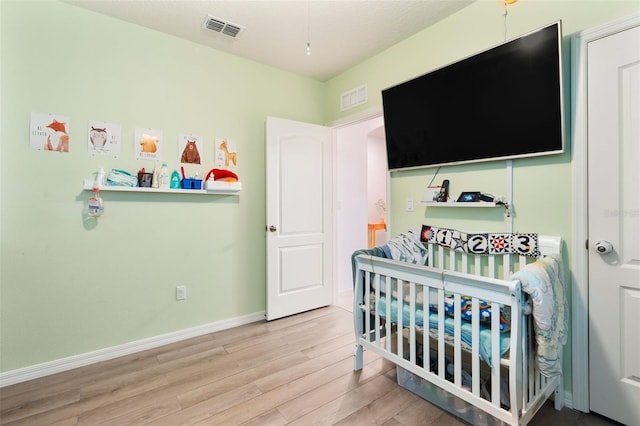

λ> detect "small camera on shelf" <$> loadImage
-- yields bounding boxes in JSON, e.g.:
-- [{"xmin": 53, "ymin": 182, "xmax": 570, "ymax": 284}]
[{"xmin": 433, "ymin": 180, "xmax": 450, "ymax": 202}]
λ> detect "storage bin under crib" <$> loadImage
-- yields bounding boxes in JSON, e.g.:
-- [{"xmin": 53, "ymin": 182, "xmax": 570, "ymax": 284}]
[{"xmin": 397, "ymin": 365, "xmax": 504, "ymax": 426}]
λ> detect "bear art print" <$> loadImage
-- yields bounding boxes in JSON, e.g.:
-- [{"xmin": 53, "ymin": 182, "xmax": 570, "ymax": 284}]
[{"xmin": 181, "ymin": 139, "xmax": 201, "ymax": 164}]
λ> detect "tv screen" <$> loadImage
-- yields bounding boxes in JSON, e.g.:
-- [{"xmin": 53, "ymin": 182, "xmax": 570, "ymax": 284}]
[{"xmin": 383, "ymin": 21, "xmax": 564, "ymax": 171}]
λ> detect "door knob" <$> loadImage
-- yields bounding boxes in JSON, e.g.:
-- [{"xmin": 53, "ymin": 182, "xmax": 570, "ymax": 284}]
[
  {"xmin": 268, "ymin": 225, "xmax": 277, "ymax": 232},
  {"xmin": 594, "ymin": 240, "xmax": 613, "ymax": 254}
]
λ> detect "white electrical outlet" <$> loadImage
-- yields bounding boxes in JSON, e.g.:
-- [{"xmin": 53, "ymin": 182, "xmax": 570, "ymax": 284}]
[
  {"xmin": 176, "ymin": 285, "xmax": 187, "ymax": 301},
  {"xmin": 406, "ymin": 198, "xmax": 414, "ymax": 212}
]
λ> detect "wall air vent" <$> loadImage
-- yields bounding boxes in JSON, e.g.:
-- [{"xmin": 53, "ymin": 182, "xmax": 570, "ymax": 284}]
[
  {"xmin": 340, "ymin": 84, "xmax": 368, "ymax": 111},
  {"xmin": 202, "ymin": 15, "xmax": 244, "ymax": 38}
]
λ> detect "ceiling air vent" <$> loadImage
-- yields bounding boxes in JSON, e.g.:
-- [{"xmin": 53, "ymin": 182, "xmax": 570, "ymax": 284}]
[{"xmin": 202, "ymin": 15, "xmax": 244, "ymax": 38}]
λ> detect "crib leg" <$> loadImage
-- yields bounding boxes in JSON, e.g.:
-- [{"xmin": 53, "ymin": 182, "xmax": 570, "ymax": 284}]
[
  {"xmin": 354, "ymin": 343, "xmax": 364, "ymax": 371},
  {"xmin": 554, "ymin": 378, "xmax": 564, "ymax": 411}
]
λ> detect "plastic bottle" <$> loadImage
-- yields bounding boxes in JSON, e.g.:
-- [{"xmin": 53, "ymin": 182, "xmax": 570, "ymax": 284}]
[
  {"xmin": 159, "ymin": 163, "xmax": 170, "ymax": 188},
  {"xmin": 88, "ymin": 188, "xmax": 104, "ymax": 217},
  {"xmin": 170, "ymin": 170, "xmax": 181, "ymax": 189},
  {"xmin": 151, "ymin": 166, "xmax": 159, "ymax": 188},
  {"xmin": 95, "ymin": 167, "xmax": 105, "ymax": 187}
]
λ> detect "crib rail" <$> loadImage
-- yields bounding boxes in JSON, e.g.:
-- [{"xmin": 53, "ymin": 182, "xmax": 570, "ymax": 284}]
[{"xmin": 353, "ymin": 248, "xmax": 562, "ymax": 426}]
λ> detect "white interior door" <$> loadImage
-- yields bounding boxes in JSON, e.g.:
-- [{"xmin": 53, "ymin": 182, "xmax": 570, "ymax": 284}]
[
  {"xmin": 587, "ymin": 24, "xmax": 640, "ymax": 425},
  {"xmin": 265, "ymin": 116, "xmax": 333, "ymax": 321}
]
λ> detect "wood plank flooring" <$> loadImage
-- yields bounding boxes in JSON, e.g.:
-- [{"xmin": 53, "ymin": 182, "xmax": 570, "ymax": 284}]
[{"xmin": 0, "ymin": 306, "xmax": 620, "ymax": 425}]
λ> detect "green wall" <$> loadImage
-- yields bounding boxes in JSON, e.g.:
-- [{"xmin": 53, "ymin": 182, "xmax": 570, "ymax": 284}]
[{"xmin": 0, "ymin": 0, "xmax": 324, "ymax": 373}]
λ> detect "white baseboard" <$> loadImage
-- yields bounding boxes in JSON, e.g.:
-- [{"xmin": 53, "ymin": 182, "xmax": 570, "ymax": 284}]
[
  {"xmin": 0, "ymin": 311, "xmax": 265, "ymax": 388},
  {"xmin": 562, "ymin": 390, "xmax": 574, "ymax": 411}
]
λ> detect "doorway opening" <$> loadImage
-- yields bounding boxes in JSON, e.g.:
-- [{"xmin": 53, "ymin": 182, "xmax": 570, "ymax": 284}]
[{"xmin": 334, "ymin": 114, "xmax": 387, "ymax": 312}]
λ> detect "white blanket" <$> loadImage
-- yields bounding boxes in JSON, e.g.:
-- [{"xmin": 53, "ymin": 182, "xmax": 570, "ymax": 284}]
[
  {"xmin": 510, "ymin": 254, "xmax": 567, "ymax": 377},
  {"xmin": 384, "ymin": 231, "xmax": 427, "ymax": 265}
]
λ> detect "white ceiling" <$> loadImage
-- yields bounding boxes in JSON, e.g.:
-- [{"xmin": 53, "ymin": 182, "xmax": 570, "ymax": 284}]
[{"xmin": 64, "ymin": 0, "xmax": 476, "ymax": 82}]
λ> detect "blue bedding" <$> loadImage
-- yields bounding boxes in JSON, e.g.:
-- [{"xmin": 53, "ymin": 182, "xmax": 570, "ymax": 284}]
[{"xmin": 377, "ymin": 296, "xmax": 510, "ymax": 366}]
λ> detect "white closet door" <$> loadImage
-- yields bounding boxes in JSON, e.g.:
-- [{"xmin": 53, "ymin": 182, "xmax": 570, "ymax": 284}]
[{"xmin": 587, "ymin": 24, "xmax": 640, "ymax": 426}]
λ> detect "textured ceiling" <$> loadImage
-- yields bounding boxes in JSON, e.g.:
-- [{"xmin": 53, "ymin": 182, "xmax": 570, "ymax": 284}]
[{"xmin": 64, "ymin": 0, "xmax": 476, "ymax": 82}]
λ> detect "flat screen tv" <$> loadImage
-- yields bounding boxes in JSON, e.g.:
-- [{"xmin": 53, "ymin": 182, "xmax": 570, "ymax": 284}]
[{"xmin": 383, "ymin": 21, "xmax": 564, "ymax": 171}]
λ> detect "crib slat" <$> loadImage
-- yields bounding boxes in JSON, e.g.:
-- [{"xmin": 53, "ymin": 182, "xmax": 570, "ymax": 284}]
[
  {"xmin": 365, "ymin": 272, "xmax": 371, "ymax": 342},
  {"xmin": 453, "ymin": 293, "xmax": 462, "ymax": 387},
  {"xmin": 397, "ymin": 278, "xmax": 403, "ymax": 360},
  {"xmin": 428, "ymin": 243, "xmax": 435, "ymax": 268},
  {"xmin": 422, "ymin": 286, "xmax": 428, "ymax": 368},
  {"xmin": 491, "ymin": 301, "xmax": 501, "ymax": 407},
  {"xmin": 409, "ymin": 282, "xmax": 416, "ymax": 365},
  {"xmin": 385, "ymin": 275, "xmax": 392, "ymax": 352},
  {"xmin": 437, "ymin": 288, "xmax": 445, "ymax": 378},
  {"xmin": 519, "ymin": 254, "xmax": 527, "ymax": 272},
  {"xmin": 488, "ymin": 255, "xmax": 496, "ymax": 279},
  {"xmin": 523, "ymin": 311, "xmax": 529, "ymax": 404},
  {"xmin": 471, "ymin": 297, "xmax": 480, "ymax": 396},
  {"xmin": 461, "ymin": 252, "xmax": 468, "ymax": 274},
  {"xmin": 374, "ymin": 274, "xmax": 381, "ymax": 345},
  {"xmin": 503, "ymin": 253, "xmax": 510, "ymax": 279}
]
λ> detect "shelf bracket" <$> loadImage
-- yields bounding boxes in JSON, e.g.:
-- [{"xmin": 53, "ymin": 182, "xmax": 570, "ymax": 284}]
[{"xmin": 503, "ymin": 202, "xmax": 512, "ymax": 218}]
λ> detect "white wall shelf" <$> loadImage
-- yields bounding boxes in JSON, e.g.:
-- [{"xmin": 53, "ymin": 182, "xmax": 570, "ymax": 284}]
[
  {"xmin": 83, "ymin": 180, "xmax": 241, "ymax": 195},
  {"xmin": 419, "ymin": 201, "xmax": 499, "ymax": 208}
]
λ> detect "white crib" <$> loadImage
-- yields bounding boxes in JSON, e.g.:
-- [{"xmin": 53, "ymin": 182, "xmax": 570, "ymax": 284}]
[{"xmin": 353, "ymin": 234, "xmax": 564, "ymax": 425}]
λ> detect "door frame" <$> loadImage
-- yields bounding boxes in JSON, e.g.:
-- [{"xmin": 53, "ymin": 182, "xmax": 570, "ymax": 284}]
[
  {"xmin": 326, "ymin": 107, "xmax": 386, "ymax": 305},
  {"xmin": 570, "ymin": 12, "xmax": 640, "ymax": 413}
]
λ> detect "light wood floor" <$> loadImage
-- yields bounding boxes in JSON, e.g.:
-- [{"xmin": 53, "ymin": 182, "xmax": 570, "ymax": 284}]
[{"xmin": 0, "ymin": 306, "xmax": 619, "ymax": 425}]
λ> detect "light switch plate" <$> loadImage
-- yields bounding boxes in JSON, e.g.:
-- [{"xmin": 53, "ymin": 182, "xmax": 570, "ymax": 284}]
[{"xmin": 406, "ymin": 198, "xmax": 414, "ymax": 212}]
